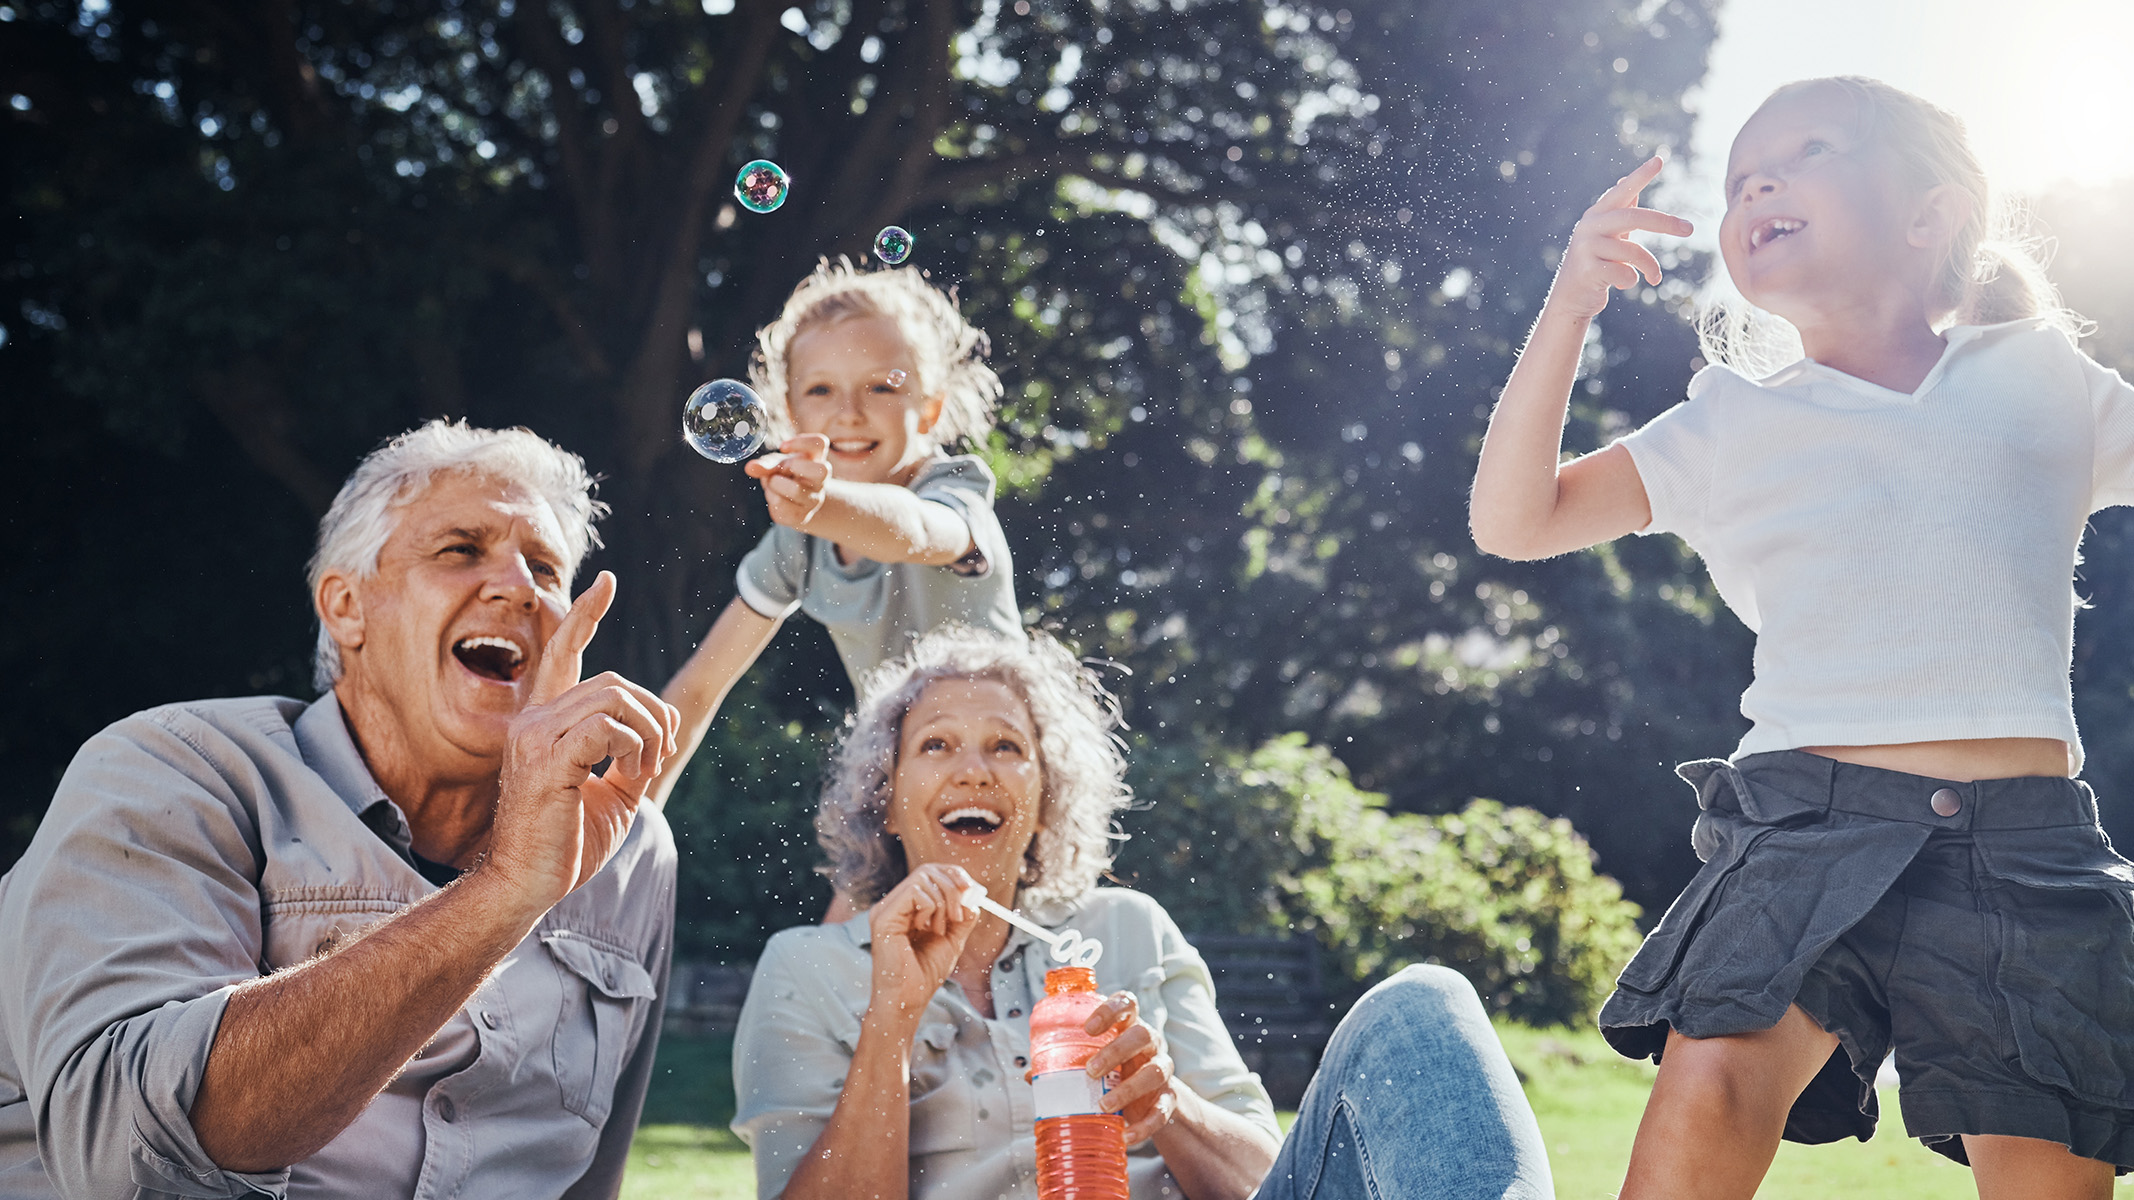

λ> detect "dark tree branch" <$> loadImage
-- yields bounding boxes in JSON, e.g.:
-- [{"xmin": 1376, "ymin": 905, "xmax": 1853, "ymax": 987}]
[
  {"xmin": 193, "ymin": 358, "xmax": 339, "ymax": 516},
  {"xmin": 612, "ymin": 0, "xmax": 785, "ymax": 473},
  {"xmin": 506, "ymin": 6, "xmax": 611, "ymax": 281},
  {"xmin": 475, "ymin": 247, "xmax": 616, "ymax": 378}
]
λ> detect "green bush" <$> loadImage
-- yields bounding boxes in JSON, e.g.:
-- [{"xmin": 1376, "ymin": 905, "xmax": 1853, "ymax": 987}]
[{"xmin": 1113, "ymin": 732, "xmax": 1643, "ymax": 1026}]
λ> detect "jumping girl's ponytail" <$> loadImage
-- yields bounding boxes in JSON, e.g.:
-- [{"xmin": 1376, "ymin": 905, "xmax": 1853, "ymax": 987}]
[{"xmin": 1699, "ymin": 77, "xmax": 2084, "ymax": 375}]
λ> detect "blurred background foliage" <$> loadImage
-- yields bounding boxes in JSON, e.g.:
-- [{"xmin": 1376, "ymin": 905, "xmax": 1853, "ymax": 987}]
[
  {"xmin": 4, "ymin": 0, "xmax": 2133, "ymax": 1019},
  {"xmin": 1113, "ymin": 731, "xmax": 1643, "ymax": 1025}
]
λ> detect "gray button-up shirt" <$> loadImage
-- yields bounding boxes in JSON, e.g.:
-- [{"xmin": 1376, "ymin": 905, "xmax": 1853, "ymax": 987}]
[
  {"xmin": 0, "ymin": 694, "xmax": 676, "ymax": 1199},
  {"xmin": 732, "ymin": 888, "xmax": 1278, "ymax": 1200}
]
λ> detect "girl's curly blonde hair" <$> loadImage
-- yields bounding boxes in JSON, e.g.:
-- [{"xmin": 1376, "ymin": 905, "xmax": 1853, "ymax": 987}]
[
  {"xmin": 749, "ymin": 257, "xmax": 1005, "ymax": 448},
  {"xmin": 815, "ymin": 626, "xmax": 1133, "ymax": 910}
]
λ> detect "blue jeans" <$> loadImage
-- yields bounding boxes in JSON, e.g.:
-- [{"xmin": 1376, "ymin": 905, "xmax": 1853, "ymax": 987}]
[{"xmin": 1252, "ymin": 965, "xmax": 1554, "ymax": 1200}]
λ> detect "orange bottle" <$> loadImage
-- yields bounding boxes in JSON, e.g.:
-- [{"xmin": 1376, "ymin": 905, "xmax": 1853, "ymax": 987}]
[{"xmin": 1028, "ymin": 966, "xmax": 1130, "ymax": 1200}]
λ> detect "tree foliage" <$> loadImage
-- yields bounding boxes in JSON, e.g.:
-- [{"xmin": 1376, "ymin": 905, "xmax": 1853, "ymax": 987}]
[
  {"xmin": 2, "ymin": 0, "xmax": 1745, "ymax": 919},
  {"xmin": 1113, "ymin": 731, "xmax": 1643, "ymax": 1025}
]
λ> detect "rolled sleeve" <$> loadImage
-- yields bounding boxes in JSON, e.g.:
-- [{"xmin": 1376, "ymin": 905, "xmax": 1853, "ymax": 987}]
[
  {"xmin": 1145, "ymin": 914, "xmax": 1280, "ymax": 1140},
  {"xmin": 729, "ymin": 935, "xmax": 854, "ymax": 1199},
  {"xmin": 1, "ymin": 713, "xmax": 288, "ymax": 1199},
  {"xmin": 911, "ymin": 459, "xmax": 1000, "ymax": 565},
  {"xmin": 735, "ymin": 528, "xmax": 805, "ymax": 620}
]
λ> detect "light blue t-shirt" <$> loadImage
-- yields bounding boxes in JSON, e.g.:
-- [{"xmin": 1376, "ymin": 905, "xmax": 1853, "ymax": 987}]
[{"xmin": 736, "ymin": 454, "xmax": 1021, "ymax": 688}]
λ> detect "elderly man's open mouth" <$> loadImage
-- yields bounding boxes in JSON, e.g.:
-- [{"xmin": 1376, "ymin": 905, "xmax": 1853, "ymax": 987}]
[{"xmin": 452, "ymin": 634, "xmax": 528, "ymax": 684}]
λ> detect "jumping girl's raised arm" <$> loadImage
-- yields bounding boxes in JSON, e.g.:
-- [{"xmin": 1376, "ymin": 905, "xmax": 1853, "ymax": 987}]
[{"xmin": 1470, "ymin": 155, "xmax": 1693, "ymax": 561}]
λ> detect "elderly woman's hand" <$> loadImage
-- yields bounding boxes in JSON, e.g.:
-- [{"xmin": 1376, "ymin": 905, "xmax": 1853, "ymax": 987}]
[
  {"xmin": 1082, "ymin": 992, "xmax": 1184, "ymax": 1147},
  {"xmin": 864, "ymin": 863, "xmax": 981, "ymax": 1038}
]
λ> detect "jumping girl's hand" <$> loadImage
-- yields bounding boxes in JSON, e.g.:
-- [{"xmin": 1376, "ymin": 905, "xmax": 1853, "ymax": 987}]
[
  {"xmin": 745, "ymin": 434, "xmax": 831, "ymax": 529},
  {"xmin": 863, "ymin": 863, "xmax": 980, "ymax": 1038},
  {"xmin": 1081, "ymin": 992, "xmax": 1183, "ymax": 1147},
  {"xmin": 1546, "ymin": 155, "xmax": 1695, "ymax": 322}
]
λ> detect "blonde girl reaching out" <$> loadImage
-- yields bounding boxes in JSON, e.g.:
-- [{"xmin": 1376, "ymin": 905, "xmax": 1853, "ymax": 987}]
[
  {"xmin": 650, "ymin": 261, "xmax": 1022, "ymax": 820},
  {"xmin": 1472, "ymin": 78, "xmax": 2134, "ymax": 1197}
]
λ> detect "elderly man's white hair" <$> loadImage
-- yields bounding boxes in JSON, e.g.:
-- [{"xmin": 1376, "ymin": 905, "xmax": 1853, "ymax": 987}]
[{"xmin": 307, "ymin": 420, "xmax": 608, "ymax": 692}]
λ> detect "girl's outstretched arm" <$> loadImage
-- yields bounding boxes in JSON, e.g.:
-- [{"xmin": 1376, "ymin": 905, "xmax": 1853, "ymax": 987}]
[
  {"xmin": 1471, "ymin": 155, "xmax": 1690, "ymax": 561},
  {"xmin": 645, "ymin": 597, "xmax": 782, "ymax": 809},
  {"xmin": 749, "ymin": 435, "xmax": 973, "ymax": 566}
]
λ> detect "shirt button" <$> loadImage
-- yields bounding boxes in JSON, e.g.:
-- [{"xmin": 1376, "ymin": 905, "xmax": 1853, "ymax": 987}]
[
  {"xmin": 480, "ymin": 1011, "xmax": 500, "ymax": 1030},
  {"xmin": 1930, "ymin": 788, "xmax": 1963, "ymax": 817},
  {"xmin": 1007, "ymin": 1008, "xmax": 1021, "ymax": 1018},
  {"xmin": 1014, "ymin": 1055, "xmax": 1028, "ymax": 1068},
  {"xmin": 437, "ymin": 1096, "xmax": 457, "ymax": 1123}
]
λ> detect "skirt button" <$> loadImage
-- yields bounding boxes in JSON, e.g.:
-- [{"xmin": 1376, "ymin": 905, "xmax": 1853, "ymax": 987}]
[{"xmin": 1930, "ymin": 787, "xmax": 1962, "ymax": 817}]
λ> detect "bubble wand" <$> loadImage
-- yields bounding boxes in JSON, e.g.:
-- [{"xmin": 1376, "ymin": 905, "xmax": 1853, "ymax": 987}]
[{"xmin": 961, "ymin": 884, "xmax": 1103, "ymax": 968}]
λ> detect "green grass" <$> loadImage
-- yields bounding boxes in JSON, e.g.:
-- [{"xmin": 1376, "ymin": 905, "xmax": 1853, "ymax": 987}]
[
  {"xmin": 628, "ymin": 1027, "xmax": 2126, "ymax": 1198},
  {"xmin": 1493, "ymin": 1023, "xmax": 1976, "ymax": 1199}
]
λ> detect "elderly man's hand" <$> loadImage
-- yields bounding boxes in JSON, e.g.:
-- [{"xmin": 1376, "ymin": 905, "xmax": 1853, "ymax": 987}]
[{"xmin": 490, "ymin": 571, "xmax": 680, "ymax": 908}]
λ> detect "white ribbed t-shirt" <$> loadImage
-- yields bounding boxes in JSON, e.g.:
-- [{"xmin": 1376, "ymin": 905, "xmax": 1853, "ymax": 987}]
[{"xmin": 1619, "ymin": 321, "xmax": 2134, "ymax": 771}]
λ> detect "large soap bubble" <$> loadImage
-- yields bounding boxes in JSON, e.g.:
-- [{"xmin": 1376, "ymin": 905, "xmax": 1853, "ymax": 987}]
[
  {"xmin": 682, "ymin": 379, "xmax": 768, "ymax": 463},
  {"xmin": 733, "ymin": 160, "xmax": 790, "ymax": 213},
  {"xmin": 873, "ymin": 225, "xmax": 914, "ymax": 265}
]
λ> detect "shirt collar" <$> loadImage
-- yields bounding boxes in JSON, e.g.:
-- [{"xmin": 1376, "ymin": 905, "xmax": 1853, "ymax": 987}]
[
  {"xmin": 292, "ymin": 692, "xmax": 412, "ymax": 851},
  {"xmin": 1763, "ymin": 318, "xmax": 2045, "ymax": 395}
]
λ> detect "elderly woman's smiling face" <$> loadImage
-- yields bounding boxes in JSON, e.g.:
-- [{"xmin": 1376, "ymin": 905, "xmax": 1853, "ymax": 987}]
[{"xmin": 885, "ymin": 677, "xmax": 1044, "ymax": 898}]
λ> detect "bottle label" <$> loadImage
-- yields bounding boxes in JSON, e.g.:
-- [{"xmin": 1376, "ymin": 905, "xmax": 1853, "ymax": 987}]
[{"xmin": 1030, "ymin": 1069, "xmax": 1108, "ymax": 1119}]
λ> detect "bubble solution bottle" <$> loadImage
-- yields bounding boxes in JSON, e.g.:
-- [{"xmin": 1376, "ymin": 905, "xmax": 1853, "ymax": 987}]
[{"xmin": 1028, "ymin": 966, "xmax": 1130, "ymax": 1200}]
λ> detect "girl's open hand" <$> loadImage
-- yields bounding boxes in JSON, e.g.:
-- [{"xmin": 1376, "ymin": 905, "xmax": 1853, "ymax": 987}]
[
  {"xmin": 745, "ymin": 435, "xmax": 831, "ymax": 528},
  {"xmin": 1546, "ymin": 155, "xmax": 1694, "ymax": 321}
]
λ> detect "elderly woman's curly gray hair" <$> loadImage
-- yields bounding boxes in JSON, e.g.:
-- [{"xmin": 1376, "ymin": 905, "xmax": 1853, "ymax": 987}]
[{"xmin": 816, "ymin": 627, "xmax": 1132, "ymax": 909}]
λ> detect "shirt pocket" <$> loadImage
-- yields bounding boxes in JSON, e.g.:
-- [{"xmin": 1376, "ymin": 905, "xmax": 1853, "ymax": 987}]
[
  {"xmin": 1978, "ymin": 826, "xmax": 2134, "ymax": 1106},
  {"xmin": 259, "ymin": 891, "xmax": 407, "ymax": 971},
  {"xmin": 541, "ymin": 930, "xmax": 657, "ymax": 1126},
  {"xmin": 906, "ymin": 1021, "xmax": 978, "ymax": 1157}
]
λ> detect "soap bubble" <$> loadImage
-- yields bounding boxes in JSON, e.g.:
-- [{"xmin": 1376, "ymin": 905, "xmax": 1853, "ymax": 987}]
[
  {"xmin": 733, "ymin": 160, "xmax": 789, "ymax": 213},
  {"xmin": 682, "ymin": 379, "xmax": 768, "ymax": 463},
  {"xmin": 873, "ymin": 225, "xmax": 914, "ymax": 265},
  {"xmin": 887, "ymin": 369, "xmax": 908, "ymax": 388}
]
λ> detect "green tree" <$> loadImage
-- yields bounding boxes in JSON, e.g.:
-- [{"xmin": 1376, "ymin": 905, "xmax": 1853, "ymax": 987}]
[{"xmin": 2, "ymin": 0, "xmax": 1735, "ymax": 920}]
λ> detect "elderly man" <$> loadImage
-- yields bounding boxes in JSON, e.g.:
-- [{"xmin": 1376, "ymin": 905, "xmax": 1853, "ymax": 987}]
[{"xmin": 0, "ymin": 421, "xmax": 682, "ymax": 1199}]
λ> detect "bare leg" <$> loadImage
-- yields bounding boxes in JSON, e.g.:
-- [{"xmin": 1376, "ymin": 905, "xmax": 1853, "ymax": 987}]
[
  {"xmin": 1618, "ymin": 1005, "xmax": 1840, "ymax": 1200},
  {"xmin": 1966, "ymin": 1135, "xmax": 2112, "ymax": 1200}
]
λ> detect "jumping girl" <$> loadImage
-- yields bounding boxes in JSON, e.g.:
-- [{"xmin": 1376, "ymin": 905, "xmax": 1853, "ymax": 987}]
[{"xmin": 1471, "ymin": 77, "xmax": 2134, "ymax": 1196}]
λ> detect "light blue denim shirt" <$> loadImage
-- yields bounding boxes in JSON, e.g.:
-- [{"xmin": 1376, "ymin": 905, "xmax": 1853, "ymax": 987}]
[
  {"xmin": 731, "ymin": 887, "xmax": 1279, "ymax": 1200},
  {"xmin": 0, "ymin": 694, "xmax": 676, "ymax": 1199}
]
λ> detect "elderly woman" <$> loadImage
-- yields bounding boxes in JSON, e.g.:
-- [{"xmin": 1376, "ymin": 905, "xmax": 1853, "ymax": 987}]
[{"xmin": 731, "ymin": 627, "xmax": 1554, "ymax": 1200}]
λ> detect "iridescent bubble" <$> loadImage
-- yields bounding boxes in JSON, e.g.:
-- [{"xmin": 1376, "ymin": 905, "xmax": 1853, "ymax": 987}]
[
  {"xmin": 733, "ymin": 160, "xmax": 790, "ymax": 213},
  {"xmin": 886, "ymin": 369, "xmax": 908, "ymax": 388},
  {"xmin": 873, "ymin": 225, "xmax": 914, "ymax": 265},
  {"xmin": 682, "ymin": 379, "xmax": 768, "ymax": 463}
]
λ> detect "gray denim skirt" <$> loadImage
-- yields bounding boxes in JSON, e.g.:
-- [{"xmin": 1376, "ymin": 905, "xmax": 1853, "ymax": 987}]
[{"xmin": 1599, "ymin": 750, "xmax": 2134, "ymax": 1168}]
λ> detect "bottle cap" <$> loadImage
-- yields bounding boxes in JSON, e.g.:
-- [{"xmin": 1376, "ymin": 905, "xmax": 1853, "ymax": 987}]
[{"xmin": 1044, "ymin": 966, "xmax": 1098, "ymax": 995}]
